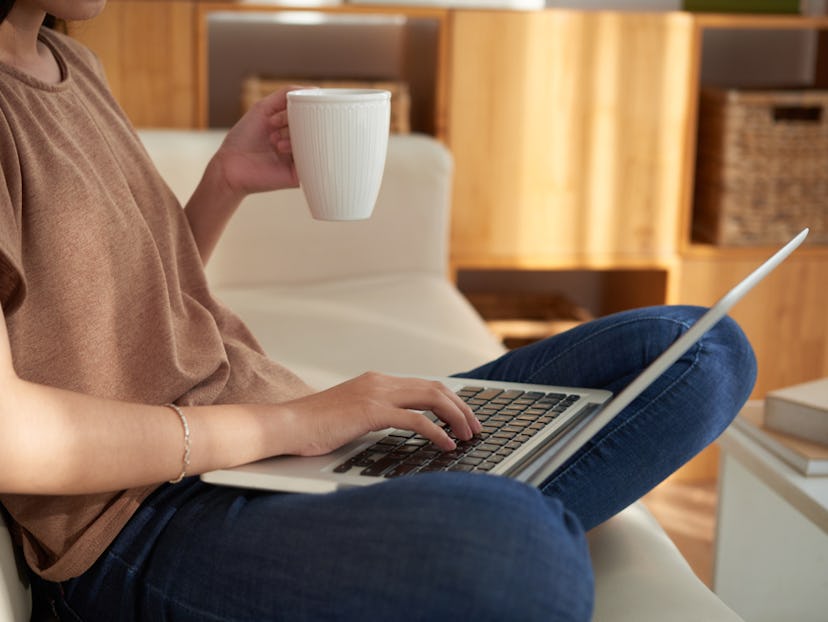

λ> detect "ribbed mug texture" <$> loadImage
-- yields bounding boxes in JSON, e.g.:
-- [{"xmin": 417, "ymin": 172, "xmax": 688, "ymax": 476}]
[{"xmin": 288, "ymin": 90, "xmax": 391, "ymax": 221}]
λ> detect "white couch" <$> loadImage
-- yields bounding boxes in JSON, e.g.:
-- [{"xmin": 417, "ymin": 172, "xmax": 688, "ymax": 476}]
[{"xmin": 0, "ymin": 130, "xmax": 743, "ymax": 621}]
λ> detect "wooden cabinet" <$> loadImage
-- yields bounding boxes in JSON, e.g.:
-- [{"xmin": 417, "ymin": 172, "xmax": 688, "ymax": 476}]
[
  {"xmin": 446, "ymin": 10, "xmax": 697, "ymax": 270},
  {"xmin": 71, "ymin": 5, "xmax": 828, "ymax": 478},
  {"xmin": 67, "ymin": 1, "xmax": 198, "ymax": 127}
]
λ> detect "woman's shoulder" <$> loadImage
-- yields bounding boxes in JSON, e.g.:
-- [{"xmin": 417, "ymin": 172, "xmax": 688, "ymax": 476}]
[{"xmin": 38, "ymin": 27, "xmax": 106, "ymax": 82}]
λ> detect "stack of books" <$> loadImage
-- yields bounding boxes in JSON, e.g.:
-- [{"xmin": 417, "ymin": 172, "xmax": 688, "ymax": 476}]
[{"xmin": 734, "ymin": 378, "xmax": 828, "ymax": 476}]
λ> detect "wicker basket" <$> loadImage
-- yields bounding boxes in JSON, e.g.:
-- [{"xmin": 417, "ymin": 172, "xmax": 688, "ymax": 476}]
[
  {"xmin": 241, "ymin": 76, "xmax": 411, "ymax": 134},
  {"xmin": 693, "ymin": 87, "xmax": 828, "ymax": 245}
]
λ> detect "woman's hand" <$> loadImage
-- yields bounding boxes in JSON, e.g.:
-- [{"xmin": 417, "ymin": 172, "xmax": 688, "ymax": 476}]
[
  {"xmin": 274, "ymin": 372, "xmax": 482, "ymax": 457},
  {"xmin": 184, "ymin": 86, "xmax": 307, "ymax": 263},
  {"xmin": 211, "ymin": 86, "xmax": 303, "ymax": 198}
]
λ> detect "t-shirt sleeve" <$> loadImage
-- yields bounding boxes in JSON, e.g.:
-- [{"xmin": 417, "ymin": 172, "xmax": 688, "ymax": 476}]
[{"xmin": 0, "ymin": 110, "xmax": 25, "ymax": 315}]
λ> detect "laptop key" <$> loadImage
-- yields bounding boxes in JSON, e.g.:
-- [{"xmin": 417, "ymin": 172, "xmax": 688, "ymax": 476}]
[
  {"xmin": 469, "ymin": 449, "xmax": 493, "ymax": 459},
  {"xmin": 466, "ymin": 399, "xmax": 489, "ymax": 407},
  {"xmin": 404, "ymin": 438, "xmax": 429, "ymax": 447},
  {"xmin": 362, "ymin": 456, "xmax": 405, "ymax": 477},
  {"xmin": 385, "ymin": 462, "xmax": 421, "ymax": 478},
  {"xmin": 457, "ymin": 456, "xmax": 484, "ymax": 467},
  {"xmin": 474, "ymin": 389, "xmax": 504, "ymax": 401},
  {"xmin": 419, "ymin": 463, "xmax": 447, "ymax": 472},
  {"xmin": 450, "ymin": 464, "xmax": 475, "ymax": 472}
]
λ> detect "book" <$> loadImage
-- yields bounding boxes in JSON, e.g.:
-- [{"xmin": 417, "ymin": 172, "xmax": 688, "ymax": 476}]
[
  {"xmin": 734, "ymin": 401, "xmax": 828, "ymax": 476},
  {"xmin": 765, "ymin": 377, "xmax": 828, "ymax": 446}
]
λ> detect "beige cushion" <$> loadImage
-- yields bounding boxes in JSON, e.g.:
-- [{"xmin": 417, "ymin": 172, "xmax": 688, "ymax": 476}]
[
  {"xmin": 137, "ymin": 130, "xmax": 454, "ymax": 288},
  {"xmin": 0, "ymin": 512, "xmax": 30, "ymax": 622},
  {"xmin": 590, "ymin": 503, "xmax": 743, "ymax": 621},
  {"xmin": 213, "ymin": 274, "xmax": 504, "ymax": 389}
]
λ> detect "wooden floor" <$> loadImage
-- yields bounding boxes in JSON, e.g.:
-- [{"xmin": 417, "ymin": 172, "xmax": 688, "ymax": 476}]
[{"xmin": 641, "ymin": 478, "xmax": 718, "ymax": 588}]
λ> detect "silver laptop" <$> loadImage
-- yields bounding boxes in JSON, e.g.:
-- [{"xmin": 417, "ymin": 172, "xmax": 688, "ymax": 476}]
[{"xmin": 202, "ymin": 229, "xmax": 809, "ymax": 494}]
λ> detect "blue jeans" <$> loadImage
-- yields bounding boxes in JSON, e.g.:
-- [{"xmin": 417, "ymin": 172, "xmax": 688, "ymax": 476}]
[{"xmin": 41, "ymin": 306, "xmax": 756, "ymax": 622}]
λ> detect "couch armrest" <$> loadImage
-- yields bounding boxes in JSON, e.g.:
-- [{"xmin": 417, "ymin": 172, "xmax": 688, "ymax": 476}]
[
  {"xmin": 589, "ymin": 503, "xmax": 743, "ymax": 621},
  {"xmin": 138, "ymin": 130, "xmax": 454, "ymax": 288},
  {"xmin": 0, "ymin": 511, "xmax": 29, "ymax": 622}
]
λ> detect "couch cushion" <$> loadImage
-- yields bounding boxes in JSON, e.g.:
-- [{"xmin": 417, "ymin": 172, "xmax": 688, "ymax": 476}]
[
  {"xmin": 0, "ymin": 512, "xmax": 29, "ymax": 622},
  {"xmin": 589, "ymin": 503, "xmax": 743, "ymax": 622},
  {"xmin": 213, "ymin": 273, "xmax": 506, "ymax": 389},
  {"xmin": 138, "ymin": 130, "xmax": 455, "ymax": 288}
]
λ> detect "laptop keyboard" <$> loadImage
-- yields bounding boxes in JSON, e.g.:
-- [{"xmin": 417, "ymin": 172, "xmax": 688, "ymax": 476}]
[{"xmin": 333, "ymin": 386, "xmax": 580, "ymax": 478}]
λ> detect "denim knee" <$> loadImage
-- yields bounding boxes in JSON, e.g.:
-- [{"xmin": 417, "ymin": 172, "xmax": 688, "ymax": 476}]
[
  {"xmin": 397, "ymin": 473, "xmax": 594, "ymax": 622},
  {"xmin": 644, "ymin": 306, "xmax": 756, "ymax": 438},
  {"xmin": 697, "ymin": 311, "xmax": 758, "ymax": 434}
]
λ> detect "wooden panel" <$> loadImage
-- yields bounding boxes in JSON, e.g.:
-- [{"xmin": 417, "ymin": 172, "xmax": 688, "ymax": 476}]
[
  {"xmin": 446, "ymin": 10, "xmax": 697, "ymax": 270},
  {"xmin": 676, "ymin": 248, "xmax": 828, "ymax": 398},
  {"xmin": 68, "ymin": 1, "xmax": 197, "ymax": 128}
]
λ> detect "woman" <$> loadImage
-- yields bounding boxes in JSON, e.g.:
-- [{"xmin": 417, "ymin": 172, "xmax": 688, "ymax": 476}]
[{"xmin": 0, "ymin": 1, "xmax": 757, "ymax": 620}]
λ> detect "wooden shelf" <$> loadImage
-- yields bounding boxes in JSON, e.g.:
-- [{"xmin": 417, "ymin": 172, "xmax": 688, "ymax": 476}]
[
  {"xmin": 450, "ymin": 252, "xmax": 678, "ymax": 273},
  {"xmin": 195, "ymin": 2, "xmax": 450, "ymax": 133},
  {"xmin": 683, "ymin": 242, "xmax": 828, "ymax": 260},
  {"xmin": 693, "ymin": 13, "xmax": 828, "ymax": 29}
]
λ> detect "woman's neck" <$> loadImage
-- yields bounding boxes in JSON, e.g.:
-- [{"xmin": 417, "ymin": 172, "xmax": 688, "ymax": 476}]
[{"xmin": 0, "ymin": 7, "xmax": 61, "ymax": 84}]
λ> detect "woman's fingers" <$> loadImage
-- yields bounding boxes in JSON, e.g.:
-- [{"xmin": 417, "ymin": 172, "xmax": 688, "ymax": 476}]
[
  {"xmin": 382, "ymin": 377, "xmax": 480, "ymax": 443},
  {"xmin": 284, "ymin": 373, "xmax": 481, "ymax": 457},
  {"xmin": 392, "ymin": 408, "xmax": 456, "ymax": 451},
  {"xmin": 270, "ymin": 109, "xmax": 288, "ymax": 129},
  {"xmin": 439, "ymin": 381, "xmax": 483, "ymax": 435}
]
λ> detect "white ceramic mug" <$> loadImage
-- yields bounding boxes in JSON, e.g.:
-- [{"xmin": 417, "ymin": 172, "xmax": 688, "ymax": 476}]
[{"xmin": 287, "ymin": 88, "xmax": 391, "ymax": 221}]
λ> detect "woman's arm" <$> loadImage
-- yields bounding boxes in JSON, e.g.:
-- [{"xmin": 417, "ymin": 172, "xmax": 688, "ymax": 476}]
[
  {"xmin": 0, "ymin": 302, "xmax": 288, "ymax": 493},
  {"xmin": 184, "ymin": 87, "xmax": 300, "ymax": 264},
  {"xmin": 0, "ymin": 302, "xmax": 478, "ymax": 496}
]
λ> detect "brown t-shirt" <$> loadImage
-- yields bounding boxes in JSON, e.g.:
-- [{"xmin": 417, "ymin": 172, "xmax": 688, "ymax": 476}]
[{"xmin": 0, "ymin": 29, "xmax": 313, "ymax": 581}]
